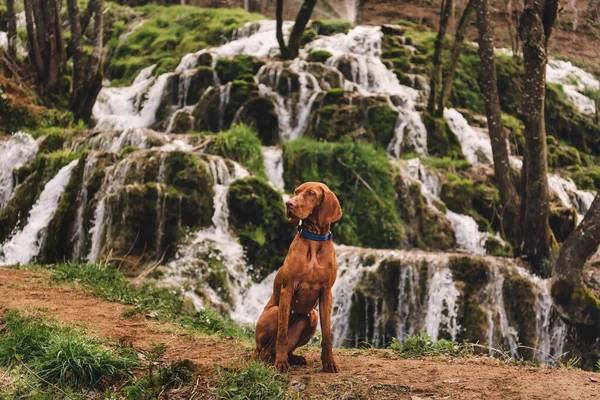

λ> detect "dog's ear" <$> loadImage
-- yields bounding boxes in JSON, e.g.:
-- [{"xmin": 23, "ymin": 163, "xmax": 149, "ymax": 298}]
[{"xmin": 318, "ymin": 187, "xmax": 342, "ymax": 226}]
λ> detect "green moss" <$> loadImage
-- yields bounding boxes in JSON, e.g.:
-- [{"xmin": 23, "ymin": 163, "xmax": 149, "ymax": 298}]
[
  {"xmin": 367, "ymin": 104, "xmax": 399, "ymax": 148},
  {"xmin": 423, "ymin": 113, "xmax": 463, "ymax": 158},
  {"xmin": 211, "ymin": 124, "xmax": 266, "ymax": 177},
  {"xmin": 547, "ymin": 136, "xmax": 581, "ymax": 169},
  {"xmin": 227, "ymin": 177, "xmax": 293, "ymax": 281},
  {"xmin": 106, "ymin": 6, "xmax": 262, "ymax": 85},
  {"xmin": 186, "ymin": 66, "xmax": 214, "ymax": 105},
  {"xmin": 164, "ymin": 151, "xmax": 214, "ymax": 230},
  {"xmin": 545, "ymin": 84, "xmax": 600, "ymax": 155},
  {"xmin": 312, "ymin": 19, "xmax": 354, "ymax": 36},
  {"xmin": 503, "ymin": 275, "xmax": 537, "ymax": 355},
  {"xmin": 121, "ymin": 145, "xmax": 139, "ymax": 156},
  {"xmin": 307, "ymin": 49, "xmax": 333, "ymax": 63},
  {"xmin": 441, "ymin": 173, "xmax": 474, "ymax": 214},
  {"xmin": 0, "ymin": 150, "xmax": 79, "ymax": 243},
  {"xmin": 215, "ymin": 55, "xmax": 263, "ymax": 84},
  {"xmin": 569, "ymin": 166, "xmax": 600, "ymax": 191},
  {"xmin": 448, "ymin": 256, "xmax": 490, "ymax": 288},
  {"xmin": 283, "ymin": 139, "xmax": 405, "ymax": 248},
  {"xmin": 502, "ymin": 113, "xmax": 525, "ymax": 155}
]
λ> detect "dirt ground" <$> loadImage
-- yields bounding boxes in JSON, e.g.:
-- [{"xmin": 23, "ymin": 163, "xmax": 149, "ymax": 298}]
[{"xmin": 1, "ymin": 267, "xmax": 599, "ymax": 399}]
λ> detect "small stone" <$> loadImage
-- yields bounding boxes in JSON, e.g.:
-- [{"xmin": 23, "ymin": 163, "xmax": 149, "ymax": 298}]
[
  {"xmin": 289, "ymin": 380, "xmax": 306, "ymax": 390},
  {"xmin": 590, "ymin": 377, "xmax": 598, "ymax": 383}
]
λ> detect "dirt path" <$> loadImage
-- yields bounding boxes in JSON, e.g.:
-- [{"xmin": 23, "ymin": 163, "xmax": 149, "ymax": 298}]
[{"xmin": 1, "ymin": 268, "xmax": 599, "ymax": 399}]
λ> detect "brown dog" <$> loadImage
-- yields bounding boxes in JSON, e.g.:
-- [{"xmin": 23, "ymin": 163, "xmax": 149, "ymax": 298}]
[{"xmin": 253, "ymin": 182, "xmax": 342, "ymax": 373}]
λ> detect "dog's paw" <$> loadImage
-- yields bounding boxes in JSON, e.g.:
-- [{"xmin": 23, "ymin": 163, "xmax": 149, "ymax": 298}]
[
  {"xmin": 274, "ymin": 357, "xmax": 290, "ymax": 373},
  {"xmin": 321, "ymin": 359, "xmax": 339, "ymax": 373},
  {"xmin": 288, "ymin": 354, "xmax": 307, "ymax": 366}
]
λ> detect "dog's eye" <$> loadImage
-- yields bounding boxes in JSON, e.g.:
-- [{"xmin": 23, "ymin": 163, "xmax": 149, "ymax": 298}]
[{"xmin": 308, "ymin": 191, "xmax": 315, "ymax": 196}]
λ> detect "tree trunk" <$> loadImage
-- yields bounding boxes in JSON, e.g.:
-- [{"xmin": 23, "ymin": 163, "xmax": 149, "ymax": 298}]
[
  {"xmin": 554, "ymin": 193, "xmax": 600, "ymax": 285},
  {"xmin": 276, "ymin": 0, "xmax": 317, "ymax": 60},
  {"xmin": 474, "ymin": 0, "xmax": 521, "ymax": 247},
  {"xmin": 23, "ymin": 0, "xmax": 45, "ymax": 84},
  {"xmin": 6, "ymin": 0, "xmax": 17, "ymax": 58},
  {"xmin": 67, "ymin": 0, "xmax": 84, "ymax": 91},
  {"xmin": 519, "ymin": 0, "xmax": 558, "ymax": 271},
  {"xmin": 439, "ymin": 0, "xmax": 474, "ymax": 111},
  {"xmin": 276, "ymin": 0, "xmax": 290, "ymax": 59},
  {"xmin": 88, "ymin": 0, "xmax": 104, "ymax": 77},
  {"xmin": 428, "ymin": 0, "xmax": 453, "ymax": 117},
  {"xmin": 71, "ymin": 0, "xmax": 104, "ymax": 122},
  {"xmin": 286, "ymin": 0, "xmax": 317, "ymax": 59},
  {"xmin": 551, "ymin": 192, "xmax": 600, "ymax": 328}
]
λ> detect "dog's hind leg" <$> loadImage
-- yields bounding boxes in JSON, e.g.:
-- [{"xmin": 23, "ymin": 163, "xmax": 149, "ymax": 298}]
[{"xmin": 287, "ymin": 309, "xmax": 318, "ymax": 365}]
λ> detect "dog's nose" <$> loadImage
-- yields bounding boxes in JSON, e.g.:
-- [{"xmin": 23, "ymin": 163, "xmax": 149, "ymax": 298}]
[{"xmin": 285, "ymin": 200, "xmax": 295, "ymax": 209}]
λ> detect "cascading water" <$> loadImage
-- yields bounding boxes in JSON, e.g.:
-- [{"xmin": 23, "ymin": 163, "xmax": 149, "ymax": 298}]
[
  {"xmin": 71, "ymin": 155, "xmax": 100, "ymax": 261},
  {"xmin": 0, "ymin": 159, "xmax": 79, "ymax": 265},
  {"xmin": 261, "ymin": 146, "xmax": 285, "ymax": 192},
  {"xmin": 0, "ymin": 132, "xmax": 39, "ymax": 212},
  {"xmin": 165, "ymin": 157, "xmax": 252, "ymax": 310},
  {"xmin": 443, "ymin": 108, "xmax": 493, "ymax": 164},
  {"xmin": 546, "ymin": 60, "xmax": 600, "ymax": 115}
]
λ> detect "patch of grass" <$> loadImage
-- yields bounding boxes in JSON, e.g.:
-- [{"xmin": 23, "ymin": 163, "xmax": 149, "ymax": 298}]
[
  {"xmin": 0, "ymin": 310, "xmax": 139, "ymax": 390},
  {"xmin": 389, "ymin": 332, "xmax": 463, "ymax": 358},
  {"xmin": 214, "ymin": 360, "xmax": 288, "ymax": 400},
  {"xmin": 23, "ymin": 262, "xmax": 253, "ymax": 341},
  {"xmin": 596, "ymin": 359, "xmax": 600, "ymax": 372},
  {"xmin": 212, "ymin": 123, "xmax": 266, "ymax": 178},
  {"xmin": 106, "ymin": 6, "xmax": 262, "ymax": 86}
]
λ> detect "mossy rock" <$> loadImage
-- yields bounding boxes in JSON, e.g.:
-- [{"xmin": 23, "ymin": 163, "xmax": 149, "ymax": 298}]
[
  {"xmin": 367, "ymin": 105, "xmax": 399, "ymax": 148},
  {"xmin": 395, "ymin": 177, "xmax": 455, "ymax": 250},
  {"xmin": 39, "ymin": 155, "xmax": 86, "ymax": 263},
  {"xmin": 154, "ymin": 74, "xmax": 180, "ymax": 129},
  {"xmin": 307, "ymin": 49, "xmax": 333, "ymax": 64},
  {"xmin": 227, "ymin": 177, "xmax": 293, "ymax": 281},
  {"xmin": 170, "ymin": 109, "xmax": 194, "ymax": 134},
  {"xmin": 164, "ymin": 151, "xmax": 215, "ymax": 229},
  {"xmin": 448, "ymin": 256, "xmax": 489, "ymax": 288},
  {"xmin": 193, "ymin": 87, "xmax": 221, "ymax": 132},
  {"xmin": 0, "ymin": 151, "xmax": 79, "ymax": 243},
  {"xmin": 545, "ymin": 84, "xmax": 600, "ymax": 155},
  {"xmin": 503, "ymin": 274, "xmax": 538, "ymax": 357},
  {"xmin": 283, "ymin": 139, "xmax": 405, "ymax": 248},
  {"xmin": 423, "ymin": 113, "xmax": 463, "ymax": 159},
  {"xmin": 215, "ymin": 55, "xmax": 264, "ymax": 84},
  {"xmin": 547, "ymin": 138, "xmax": 582, "ymax": 169},
  {"xmin": 441, "ymin": 173, "xmax": 474, "ymax": 214},
  {"xmin": 570, "ymin": 166, "xmax": 600, "ymax": 191},
  {"xmin": 187, "ymin": 66, "xmax": 214, "ymax": 105},
  {"xmin": 312, "ymin": 19, "xmax": 354, "ymax": 36},
  {"xmin": 235, "ymin": 97, "xmax": 279, "ymax": 146}
]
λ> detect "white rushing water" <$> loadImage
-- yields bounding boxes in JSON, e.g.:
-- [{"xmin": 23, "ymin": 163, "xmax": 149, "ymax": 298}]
[
  {"xmin": 0, "ymin": 159, "xmax": 79, "ymax": 265},
  {"xmin": 444, "ymin": 108, "xmax": 493, "ymax": 164},
  {"xmin": 0, "ymin": 132, "xmax": 39, "ymax": 212},
  {"xmin": 261, "ymin": 146, "xmax": 285, "ymax": 192},
  {"xmin": 166, "ymin": 157, "xmax": 252, "ymax": 310},
  {"xmin": 546, "ymin": 60, "xmax": 599, "ymax": 115}
]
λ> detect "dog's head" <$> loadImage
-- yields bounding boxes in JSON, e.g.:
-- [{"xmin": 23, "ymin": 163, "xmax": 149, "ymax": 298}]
[{"xmin": 285, "ymin": 182, "xmax": 342, "ymax": 227}]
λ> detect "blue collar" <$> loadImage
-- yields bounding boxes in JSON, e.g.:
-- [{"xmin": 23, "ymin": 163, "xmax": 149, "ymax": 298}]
[{"xmin": 298, "ymin": 225, "xmax": 332, "ymax": 241}]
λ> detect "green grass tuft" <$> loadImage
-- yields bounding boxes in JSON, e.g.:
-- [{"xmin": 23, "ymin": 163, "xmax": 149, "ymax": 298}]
[
  {"xmin": 389, "ymin": 332, "xmax": 463, "ymax": 358},
  {"xmin": 215, "ymin": 360, "xmax": 288, "ymax": 400},
  {"xmin": 212, "ymin": 123, "xmax": 266, "ymax": 178},
  {"xmin": 0, "ymin": 310, "xmax": 139, "ymax": 389}
]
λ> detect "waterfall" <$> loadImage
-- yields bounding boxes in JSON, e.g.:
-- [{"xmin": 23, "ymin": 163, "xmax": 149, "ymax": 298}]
[
  {"xmin": 424, "ymin": 268, "xmax": 460, "ymax": 341},
  {"xmin": 0, "ymin": 132, "xmax": 39, "ymax": 212},
  {"xmin": 485, "ymin": 266, "xmax": 519, "ymax": 357},
  {"xmin": 546, "ymin": 60, "xmax": 600, "ymax": 115},
  {"xmin": 444, "ymin": 108, "xmax": 493, "ymax": 164},
  {"xmin": 0, "ymin": 159, "xmax": 79, "ymax": 265},
  {"xmin": 261, "ymin": 146, "xmax": 285, "ymax": 192},
  {"xmin": 166, "ymin": 157, "xmax": 251, "ymax": 310},
  {"xmin": 87, "ymin": 158, "xmax": 135, "ymax": 262},
  {"xmin": 71, "ymin": 155, "xmax": 99, "ymax": 261}
]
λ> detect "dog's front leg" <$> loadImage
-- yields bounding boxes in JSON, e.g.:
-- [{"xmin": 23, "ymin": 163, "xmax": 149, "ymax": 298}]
[
  {"xmin": 274, "ymin": 284, "xmax": 292, "ymax": 372},
  {"xmin": 319, "ymin": 288, "xmax": 339, "ymax": 373}
]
